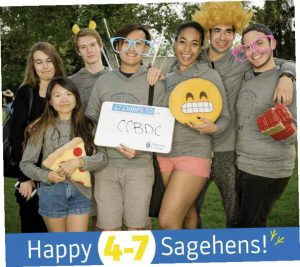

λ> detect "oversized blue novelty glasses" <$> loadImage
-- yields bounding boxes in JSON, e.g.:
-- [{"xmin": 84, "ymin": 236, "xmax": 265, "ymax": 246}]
[{"xmin": 110, "ymin": 37, "xmax": 153, "ymax": 56}]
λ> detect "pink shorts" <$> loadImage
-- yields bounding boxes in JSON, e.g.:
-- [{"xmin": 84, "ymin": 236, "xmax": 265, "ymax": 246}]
[{"xmin": 157, "ymin": 156, "xmax": 211, "ymax": 178}]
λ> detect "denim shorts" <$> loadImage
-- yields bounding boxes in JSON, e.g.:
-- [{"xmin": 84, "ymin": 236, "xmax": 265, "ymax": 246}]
[{"xmin": 38, "ymin": 182, "xmax": 91, "ymax": 218}]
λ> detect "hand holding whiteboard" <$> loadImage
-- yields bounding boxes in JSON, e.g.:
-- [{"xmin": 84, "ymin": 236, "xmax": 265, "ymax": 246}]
[{"xmin": 94, "ymin": 102, "xmax": 175, "ymax": 153}]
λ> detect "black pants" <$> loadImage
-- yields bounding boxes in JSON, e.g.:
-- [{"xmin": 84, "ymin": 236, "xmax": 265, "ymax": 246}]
[
  {"xmin": 15, "ymin": 189, "xmax": 47, "ymax": 233},
  {"xmin": 196, "ymin": 151, "xmax": 240, "ymax": 228},
  {"xmin": 236, "ymin": 169, "xmax": 290, "ymax": 228}
]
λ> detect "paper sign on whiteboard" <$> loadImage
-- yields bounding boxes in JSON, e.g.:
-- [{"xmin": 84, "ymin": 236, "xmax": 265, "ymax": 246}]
[{"xmin": 94, "ymin": 102, "xmax": 175, "ymax": 153}]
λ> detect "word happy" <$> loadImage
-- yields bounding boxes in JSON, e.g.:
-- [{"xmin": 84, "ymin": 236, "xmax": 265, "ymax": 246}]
[{"xmin": 28, "ymin": 240, "xmax": 92, "ymax": 264}]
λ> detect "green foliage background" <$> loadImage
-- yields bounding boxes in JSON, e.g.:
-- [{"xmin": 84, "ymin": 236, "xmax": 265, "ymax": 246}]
[{"xmin": 1, "ymin": 1, "xmax": 295, "ymax": 92}]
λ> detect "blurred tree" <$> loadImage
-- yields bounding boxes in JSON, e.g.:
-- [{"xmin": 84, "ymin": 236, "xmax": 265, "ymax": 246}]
[
  {"xmin": 252, "ymin": 0, "xmax": 295, "ymax": 60},
  {"xmin": 1, "ymin": 5, "xmax": 80, "ymax": 91},
  {"xmin": 182, "ymin": 2, "xmax": 200, "ymax": 21},
  {"xmin": 1, "ymin": 1, "xmax": 294, "ymax": 92},
  {"xmin": 1, "ymin": 4, "xmax": 181, "ymax": 91}
]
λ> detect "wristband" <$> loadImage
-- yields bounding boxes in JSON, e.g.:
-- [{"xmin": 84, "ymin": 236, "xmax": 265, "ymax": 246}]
[{"xmin": 279, "ymin": 72, "xmax": 295, "ymax": 82}]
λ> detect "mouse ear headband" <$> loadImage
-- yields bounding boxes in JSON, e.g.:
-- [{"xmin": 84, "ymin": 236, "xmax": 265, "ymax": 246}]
[{"xmin": 70, "ymin": 19, "xmax": 97, "ymax": 34}]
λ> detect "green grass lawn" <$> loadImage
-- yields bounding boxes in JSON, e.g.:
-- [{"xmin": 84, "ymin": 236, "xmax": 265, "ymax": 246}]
[{"xmin": 4, "ymin": 166, "xmax": 298, "ymax": 232}]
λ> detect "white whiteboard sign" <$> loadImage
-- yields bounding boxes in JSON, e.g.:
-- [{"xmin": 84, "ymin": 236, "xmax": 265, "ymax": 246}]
[{"xmin": 94, "ymin": 102, "xmax": 175, "ymax": 153}]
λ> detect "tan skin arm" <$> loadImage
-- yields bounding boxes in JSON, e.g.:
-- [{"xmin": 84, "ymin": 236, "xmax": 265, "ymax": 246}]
[{"xmin": 273, "ymin": 76, "xmax": 294, "ymax": 106}]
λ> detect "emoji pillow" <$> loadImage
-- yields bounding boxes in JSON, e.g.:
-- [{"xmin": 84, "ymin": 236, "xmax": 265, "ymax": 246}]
[
  {"xmin": 43, "ymin": 137, "xmax": 91, "ymax": 187},
  {"xmin": 169, "ymin": 78, "xmax": 223, "ymax": 125}
]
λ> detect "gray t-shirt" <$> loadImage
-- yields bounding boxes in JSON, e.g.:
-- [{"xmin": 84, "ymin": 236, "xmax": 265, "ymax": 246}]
[
  {"xmin": 236, "ymin": 66, "xmax": 297, "ymax": 178},
  {"xmin": 161, "ymin": 61, "xmax": 230, "ymax": 158},
  {"xmin": 85, "ymin": 66, "xmax": 166, "ymax": 168},
  {"xmin": 199, "ymin": 48, "xmax": 296, "ymax": 152},
  {"xmin": 20, "ymin": 119, "xmax": 107, "ymax": 198},
  {"xmin": 199, "ymin": 49, "xmax": 251, "ymax": 152},
  {"xmin": 69, "ymin": 67, "xmax": 109, "ymax": 109}
]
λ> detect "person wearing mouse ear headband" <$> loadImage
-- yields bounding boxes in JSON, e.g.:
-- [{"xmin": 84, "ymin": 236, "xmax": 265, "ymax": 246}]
[
  {"xmin": 70, "ymin": 19, "xmax": 102, "ymax": 51},
  {"xmin": 69, "ymin": 19, "xmax": 110, "ymax": 110},
  {"xmin": 69, "ymin": 20, "xmax": 111, "ymax": 231}
]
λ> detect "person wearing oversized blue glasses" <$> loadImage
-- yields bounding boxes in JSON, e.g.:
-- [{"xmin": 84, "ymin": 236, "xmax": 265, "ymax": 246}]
[
  {"xmin": 86, "ymin": 24, "xmax": 165, "ymax": 231},
  {"xmin": 111, "ymin": 37, "xmax": 153, "ymax": 56}
]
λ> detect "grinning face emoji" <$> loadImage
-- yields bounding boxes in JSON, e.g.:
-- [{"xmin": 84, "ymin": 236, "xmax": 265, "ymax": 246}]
[{"xmin": 169, "ymin": 78, "xmax": 223, "ymax": 125}]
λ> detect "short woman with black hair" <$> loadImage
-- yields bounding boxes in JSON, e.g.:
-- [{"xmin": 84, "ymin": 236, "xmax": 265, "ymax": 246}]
[{"xmin": 20, "ymin": 77, "xmax": 107, "ymax": 232}]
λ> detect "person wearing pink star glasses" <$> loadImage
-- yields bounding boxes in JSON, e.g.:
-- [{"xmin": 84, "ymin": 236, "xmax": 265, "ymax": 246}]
[{"xmin": 235, "ymin": 23, "xmax": 297, "ymax": 227}]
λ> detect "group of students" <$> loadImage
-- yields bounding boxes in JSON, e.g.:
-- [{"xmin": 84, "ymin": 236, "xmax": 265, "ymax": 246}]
[{"xmin": 10, "ymin": 2, "xmax": 296, "ymax": 233}]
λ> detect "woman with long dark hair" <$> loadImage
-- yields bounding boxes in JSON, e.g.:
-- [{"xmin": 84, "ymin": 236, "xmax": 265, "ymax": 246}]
[{"xmin": 20, "ymin": 77, "xmax": 107, "ymax": 232}]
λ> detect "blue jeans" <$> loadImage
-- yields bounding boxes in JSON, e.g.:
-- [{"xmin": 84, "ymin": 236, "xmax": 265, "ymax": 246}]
[{"xmin": 38, "ymin": 182, "xmax": 91, "ymax": 218}]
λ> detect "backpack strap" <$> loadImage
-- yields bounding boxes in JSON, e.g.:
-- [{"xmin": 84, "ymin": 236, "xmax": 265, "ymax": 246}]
[{"xmin": 148, "ymin": 85, "xmax": 154, "ymax": 106}]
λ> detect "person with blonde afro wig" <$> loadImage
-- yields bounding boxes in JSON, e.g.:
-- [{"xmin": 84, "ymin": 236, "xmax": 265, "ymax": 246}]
[
  {"xmin": 192, "ymin": 1, "xmax": 253, "ymax": 35},
  {"xmin": 189, "ymin": 1, "xmax": 296, "ymax": 229}
]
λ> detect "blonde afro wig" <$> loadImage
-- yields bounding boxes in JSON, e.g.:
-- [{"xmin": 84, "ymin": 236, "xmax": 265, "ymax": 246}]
[{"xmin": 192, "ymin": 1, "xmax": 253, "ymax": 34}]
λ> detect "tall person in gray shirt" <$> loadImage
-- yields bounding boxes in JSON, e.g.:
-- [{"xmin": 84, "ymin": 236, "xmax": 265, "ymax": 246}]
[
  {"xmin": 192, "ymin": 1, "xmax": 295, "ymax": 228},
  {"xmin": 233, "ymin": 24, "xmax": 296, "ymax": 227},
  {"xmin": 86, "ymin": 24, "xmax": 165, "ymax": 231},
  {"xmin": 69, "ymin": 24, "xmax": 110, "ymax": 110},
  {"xmin": 68, "ymin": 25, "xmax": 110, "ymax": 230}
]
